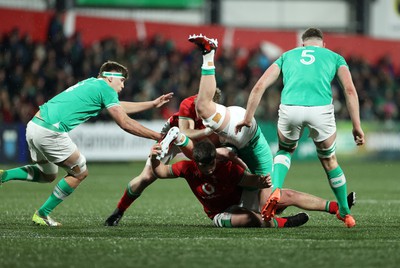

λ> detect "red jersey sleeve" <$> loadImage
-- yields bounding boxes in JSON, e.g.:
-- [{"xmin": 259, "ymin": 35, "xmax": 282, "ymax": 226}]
[
  {"xmin": 171, "ymin": 160, "xmax": 195, "ymax": 177},
  {"xmin": 178, "ymin": 95, "xmax": 205, "ymax": 130},
  {"xmin": 178, "ymin": 95, "xmax": 197, "ymax": 119}
]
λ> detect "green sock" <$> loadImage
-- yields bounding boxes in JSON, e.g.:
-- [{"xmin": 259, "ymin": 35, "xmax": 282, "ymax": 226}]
[
  {"xmin": 1, "ymin": 165, "xmax": 43, "ymax": 183},
  {"xmin": 272, "ymin": 150, "xmax": 291, "ymax": 190},
  {"xmin": 327, "ymin": 166, "xmax": 350, "ymax": 216},
  {"xmin": 38, "ymin": 178, "xmax": 75, "ymax": 217},
  {"xmin": 201, "ymin": 68, "xmax": 215, "ymax": 75}
]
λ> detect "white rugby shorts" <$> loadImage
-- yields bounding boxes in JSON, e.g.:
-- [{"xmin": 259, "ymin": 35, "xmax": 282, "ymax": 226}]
[
  {"xmin": 277, "ymin": 104, "xmax": 336, "ymax": 142},
  {"xmin": 26, "ymin": 120, "xmax": 77, "ymax": 164}
]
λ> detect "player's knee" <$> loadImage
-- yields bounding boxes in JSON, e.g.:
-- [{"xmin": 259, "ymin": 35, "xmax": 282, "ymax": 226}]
[
  {"xmin": 317, "ymin": 142, "xmax": 336, "ymax": 159},
  {"xmin": 63, "ymin": 154, "xmax": 88, "ymax": 181},
  {"xmin": 278, "ymin": 189, "xmax": 298, "ymax": 207},
  {"xmin": 76, "ymin": 169, "xmax": 89, "ymax": 181},
  {"xmin": 317, "ymin": 143, "xmax": 338, "ymax": 170},
  {"xmin": 281, "ymin": 189, "xmax": 295, "ymax": 199}
]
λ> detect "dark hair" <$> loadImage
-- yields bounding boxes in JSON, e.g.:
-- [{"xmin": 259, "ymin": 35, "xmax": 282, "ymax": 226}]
[
  {"xmin": 193, "ymin": 140, "xmax": 216, "ymax": 164},
  {"xmin": 301, "ymin": 27, "xmax": 323, "ymax": 42},
  {"xmin": 98, "ymin": 61, "xmax": 129, "ymax": 79}
]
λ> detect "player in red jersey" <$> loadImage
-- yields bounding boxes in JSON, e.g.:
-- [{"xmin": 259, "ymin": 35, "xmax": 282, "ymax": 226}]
[
  {"xmin": 104, "ymin": 91, "xmax": 221, "ymax": 226},
  {"xmin": 153, "ymin": 126, "xmax": 356, "ymax": 227},
  {"xmin": 150, "ymin": 139, "xmax": 309, "ymax": 228}
]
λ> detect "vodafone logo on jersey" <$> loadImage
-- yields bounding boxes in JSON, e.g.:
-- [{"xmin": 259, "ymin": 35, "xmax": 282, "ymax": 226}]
[
  {"xmin": 197, "ymin": 183, "xmax": 216, "ymax": 198},
  {"xmin": 202, "ymin": 183, "xmax": 215, "ymax": 195}
]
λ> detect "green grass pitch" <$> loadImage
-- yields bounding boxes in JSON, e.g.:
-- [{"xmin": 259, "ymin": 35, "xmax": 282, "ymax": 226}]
[{"xmin": 1, "ymin": 160, "xmax": 399, "ymax": 268}]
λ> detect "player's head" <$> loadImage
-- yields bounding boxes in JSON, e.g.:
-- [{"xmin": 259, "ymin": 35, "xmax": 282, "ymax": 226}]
[
  {"xmin": 98, "ymin": 61, "xmax": 129, "ymax": 93},
  {"xmin": 301, "ymin": 27, "xmax": 324, "ymax": 47},
  {"xmin": 99, "ymin": 61, "xmax": 129, "ymax": 79},
  {"xmin": 193, "ymin": 139, "xmax": 217, "ymax": 175}
]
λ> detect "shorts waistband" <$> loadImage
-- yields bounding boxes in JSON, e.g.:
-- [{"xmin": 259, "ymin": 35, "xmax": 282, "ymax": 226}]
[{"xmin": 31, "ymin": 116, "xmax": 64, "ymax": 133}]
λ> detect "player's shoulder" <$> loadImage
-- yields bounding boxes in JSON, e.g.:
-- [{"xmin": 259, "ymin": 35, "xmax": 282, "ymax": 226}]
[
  {"xmin": 181, "ymin": 95, "xmax": 197, "ymax": 105},
  {"xmin": 81, "ymin": 77, "xmax": 111, "ymax": 90},
  {"xmin": 316, "ymin": 47, "xmax": 343, "ymax": 57},
  {"xmin": 179, "ymin": 95, "xmax": 197, "ymax": 116},
  {"xmin": 285, "ymin": 47, "xmax": 304, "ymax": 54},
  {"xmin": 215, "ymin": 160, "xmax": 243, "ymax": 179},
  {"xmin": 83, "ymin": 77, "xmax": 100, "ymax": 84},
  {"xmin": 176, "ymin": 160, "xmax": 200, "ymax": 177}
]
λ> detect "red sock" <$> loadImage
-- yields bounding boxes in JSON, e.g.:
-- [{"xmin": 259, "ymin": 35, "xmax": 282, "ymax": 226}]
[
  {"xmin": 328, "ymin": 201, "xmax": 338, "ymax": 214},
  {"xmin": 274, "ymin": 217, "xmax": 287, "ymax": 228},
  {"xmin": 117, "ymin": 189, "xmax": 140, "ymax": 212}
]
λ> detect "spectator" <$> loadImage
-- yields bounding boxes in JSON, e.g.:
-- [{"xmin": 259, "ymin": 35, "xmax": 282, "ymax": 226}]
[{"xmin": 0, "ymin": 29, "xmax": 399, "ymax": 124}]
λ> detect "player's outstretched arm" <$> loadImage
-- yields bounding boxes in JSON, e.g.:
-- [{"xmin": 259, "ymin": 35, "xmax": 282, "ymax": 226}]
[
  {"xmin": 337, "ymin": 66, "xmax": 365, "ymax": 146},
  {"xmin": 120, "ymin": 92, "xmax": 174, "ymax": 114},
  {"xmin": 235, "ymin": 64, "xmax": 281, "ymax": 133},
  {"xmin": 108, "ymin": 105, "xmax": 162, "ymax": 140}
]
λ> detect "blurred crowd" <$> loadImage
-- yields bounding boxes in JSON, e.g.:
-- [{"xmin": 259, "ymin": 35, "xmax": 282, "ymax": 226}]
[{"xmin": 1, "ymin": 19, "xmax": 399, "ymax": 125}]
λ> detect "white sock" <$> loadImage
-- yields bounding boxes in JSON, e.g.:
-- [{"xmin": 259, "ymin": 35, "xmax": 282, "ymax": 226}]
[
  {"xmin": 202, "ymin": 50, "xmax": 215, "ymax": 70},
  {"xmin": 174, "ymin": 133, "xmax": 187, "ymax": 146}
]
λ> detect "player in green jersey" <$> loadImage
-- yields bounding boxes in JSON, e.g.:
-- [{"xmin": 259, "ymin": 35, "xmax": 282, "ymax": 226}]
[
  {"xmin": 0, "ymin": 61, "xmax": 173, "ymax": 226},
  {"xmin": 187, "ymin": 34, "xmax": 273, "ymax": 176},
  {"xmin": 236, "ymin": 28, "xmax": 365, "ymax": 228}
]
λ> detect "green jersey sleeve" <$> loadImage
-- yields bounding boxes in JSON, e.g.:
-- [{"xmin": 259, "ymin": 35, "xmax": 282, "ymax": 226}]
[{"xmin": 39, "ymin": 78, "xmax": 120, "ymax": 132}]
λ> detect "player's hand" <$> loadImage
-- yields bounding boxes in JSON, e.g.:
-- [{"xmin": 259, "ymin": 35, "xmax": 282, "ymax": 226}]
[
  {"xmin": 235, "ymin": 120, "xmax": 252, "ymax": 134},
  {"xmin": 150, "ymin": 143, "xmax": 162, "ymax": 159},
  {"xmin": 353, "ymin": 127, "xmax": 365, "ymax": 146},
  {"xmin": 153, "ymin": 92, "xmax": 174, "ymax": 108},
  {"xmin": 259, "ymin": 174, "xmax": 272, "ymax": 188}
]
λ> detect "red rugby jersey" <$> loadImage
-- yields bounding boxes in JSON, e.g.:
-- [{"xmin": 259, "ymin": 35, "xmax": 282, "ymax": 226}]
[
  {"xmin": 178, "ymin": 95, "xmax": 205, "ymax": 130},
  {"xmin": 171, "ymin": 160, "xmax": 245, "ymax": 219}
]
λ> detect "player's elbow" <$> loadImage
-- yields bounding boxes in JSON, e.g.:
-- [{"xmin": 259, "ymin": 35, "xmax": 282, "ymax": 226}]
[
  {"xmin": 344, "ymin": 87, "xmax": 358, "ymax": 99},
  {"xmin": 118, "ymin": 121, "xmax": 129, "ymax": 131}
]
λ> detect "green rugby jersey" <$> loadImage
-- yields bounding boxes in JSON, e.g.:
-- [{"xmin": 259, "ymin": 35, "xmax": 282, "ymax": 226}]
[
  {"xmin": 274, "ymin": 46, "xmax": 348, "ymax": 106},
  {"xmin": 39, "ymin": 78, "xmax": 119, "ymax": 132}
]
